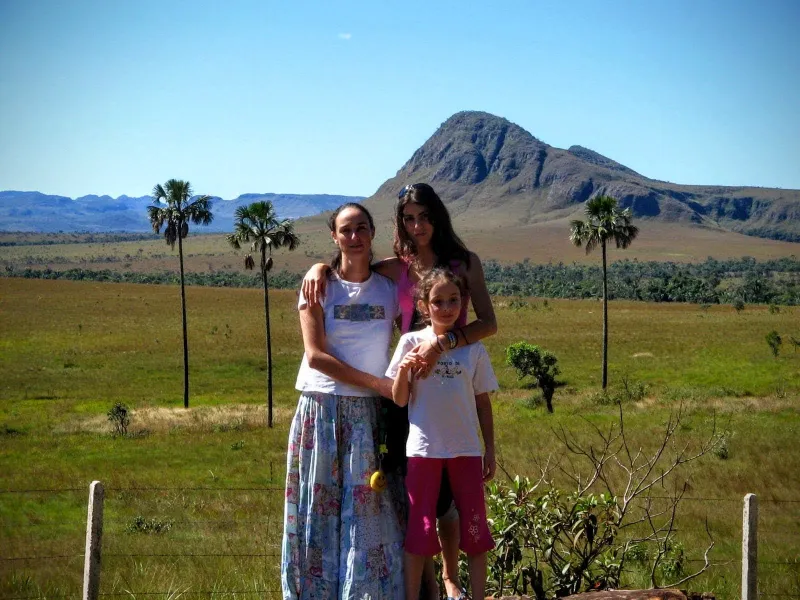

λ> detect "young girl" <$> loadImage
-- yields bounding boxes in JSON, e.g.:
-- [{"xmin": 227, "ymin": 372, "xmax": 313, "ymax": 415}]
[{"xmin": 385, "ymin": 268, "xmax": 497, "ymax": 600}]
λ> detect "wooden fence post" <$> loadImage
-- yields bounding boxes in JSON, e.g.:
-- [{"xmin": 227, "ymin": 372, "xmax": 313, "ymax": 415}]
[
  {"xmin": 742, "ymin": 492, "xmax": 757, "ymax": 600},
  {"xmin": 82, "ymin": 481, "xmax": 104, "ymax": 600}
]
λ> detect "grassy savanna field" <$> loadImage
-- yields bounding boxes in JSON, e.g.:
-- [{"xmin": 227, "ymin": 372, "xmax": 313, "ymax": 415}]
[
  {"xmin": 2, "ymin": 219, "xmax": 800, "ymax": 276},
  {"xmin": 1, "ymin": 277, "xmax": 799, "ymax": 599}
]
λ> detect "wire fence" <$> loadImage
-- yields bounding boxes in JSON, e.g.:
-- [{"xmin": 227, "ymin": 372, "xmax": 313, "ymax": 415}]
[{"xmin": 1, "ymin": 486, "xmax": 798, "ymax": 599}]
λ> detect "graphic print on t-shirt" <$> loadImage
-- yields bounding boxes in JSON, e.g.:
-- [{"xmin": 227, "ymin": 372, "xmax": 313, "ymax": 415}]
[
  {"xmin": 333, "ymin": 304, "xmax": 386, "ymax": 321},
  {"xmin": 434, "ymin": 359, "xmax": 463, "ymax": 379}
]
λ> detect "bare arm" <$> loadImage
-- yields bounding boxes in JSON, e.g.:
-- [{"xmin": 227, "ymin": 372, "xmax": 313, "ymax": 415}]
[
  {"xmin": 392, "ymin": 367, "xmax": 411, "ymax": 408},
  {"xmin": 373, "ymin": 256, "xmax": 403, "ymax": 282},
  {"xmin": 475, "ymin": 392, "xmax": 496, "ymax": 481},
  {"xmin": 461, "ymin": 252, "xmax": 498, "ymax": 344},
  {"xmin": 300, "ymin": 304, "xmax": 392, "ymax": 398},
  {"xmin": 300, "ymin": 263, "xmax": 330, "ymax": 308},
  {"xmin": 414, "ymin": 252, "xmax": 498, "ymax": 371},
  {"xmin": 302, "ymin": 257, "xmax": 403, "ymax": 307}
]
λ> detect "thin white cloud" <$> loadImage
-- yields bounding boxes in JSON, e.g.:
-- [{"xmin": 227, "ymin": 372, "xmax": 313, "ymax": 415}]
[{"xmin": 338, "ymin": 33, "xmax": 352, "ymax": 40}]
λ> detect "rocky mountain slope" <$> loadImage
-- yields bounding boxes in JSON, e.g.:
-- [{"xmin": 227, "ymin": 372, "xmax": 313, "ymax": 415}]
[{"xmin": 365, "ymin": 111, "xmax": 800, "ymax": 242}]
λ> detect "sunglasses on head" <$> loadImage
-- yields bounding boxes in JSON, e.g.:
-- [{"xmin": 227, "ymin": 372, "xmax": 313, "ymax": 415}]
[{"xmin": 398, "ymin": 183, "xmax": 423, "ymax": 199}]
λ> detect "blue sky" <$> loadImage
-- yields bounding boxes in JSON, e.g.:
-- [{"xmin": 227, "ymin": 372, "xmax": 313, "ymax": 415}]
[{"xmin": 0, "ymin": 0, "xmax": 798, "ymax": 199}]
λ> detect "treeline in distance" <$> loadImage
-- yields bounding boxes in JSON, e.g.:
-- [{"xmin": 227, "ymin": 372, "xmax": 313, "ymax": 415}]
[{"xmin": 4, "ymin": 256, "xmax": 800, "ymax": 305}]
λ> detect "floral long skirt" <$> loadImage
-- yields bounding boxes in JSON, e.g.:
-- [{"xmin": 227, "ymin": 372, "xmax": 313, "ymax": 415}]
[{"xmin": 281, "ymin": 392, "xmax": 405, "ymax": 600}]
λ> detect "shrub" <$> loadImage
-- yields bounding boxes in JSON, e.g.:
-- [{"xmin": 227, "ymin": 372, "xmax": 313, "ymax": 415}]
[
  {"xmin": 766, "ymin": 330, "xmax": 782, "ymax": 358},
  {"xmin": 481, "ymin": 405, "xmax": 717, "ymax": 598},
  {"xmin": 506, "ymin": 342, "xmax": 560, "ymax": 413},
  {"xmin": 107, "ymin": 402, "xmax": 130, "ymax": 436},
  {"xmin": 126, "ymin": 515, "xmax": 173, "ymax": 534}
]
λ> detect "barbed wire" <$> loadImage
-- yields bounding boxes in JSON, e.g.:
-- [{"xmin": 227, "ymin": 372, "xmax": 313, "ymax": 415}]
[
  {"xmin": 0, "ymin": 486, "xmax": 284, "ymax": 494},
  {"xmin": 3, "ymin": 486, "xmax": 800, "ymax": 506},
  {"xmin": 4, "ymin": 591, "xmax": 281, "ymax": 600},
  {"xmin": 103, "ymin": 552, "xmax": 280, "ymax": 558},
  {"xmin": 0, "ymin": 554, "xmax": 83, "ymax": 562}
]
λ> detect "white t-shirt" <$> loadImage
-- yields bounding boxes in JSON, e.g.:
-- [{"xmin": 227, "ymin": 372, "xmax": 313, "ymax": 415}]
[
  {"xmin": 385, "ymin": 327, "xmax": 499, "ymax": 458},
  {"xmin": 295, "ymin": 271, "xmax": 400, "ymax": 397}
]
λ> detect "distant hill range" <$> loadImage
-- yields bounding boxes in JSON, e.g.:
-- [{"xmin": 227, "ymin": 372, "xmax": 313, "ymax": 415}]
[
  {"xmin": 363, "ymin": 111, "xmax": 800, "ymax": 242},
  {"xmin": 0, "ymin": 192, "xmax": 362, "ymax": 233},
  {"xmin": 3, "ymin": 111, "xmax": 798, "ymax": 241}
]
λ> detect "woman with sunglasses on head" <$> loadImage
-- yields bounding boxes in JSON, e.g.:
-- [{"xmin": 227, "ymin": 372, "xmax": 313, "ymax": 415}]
[
  {"xmin": 302, "ymin": 183, "xmax": 498, "ymax": 600},
  {"xmin": 282, "ymin": 202, "xmax": 405, "ymax": 600}
]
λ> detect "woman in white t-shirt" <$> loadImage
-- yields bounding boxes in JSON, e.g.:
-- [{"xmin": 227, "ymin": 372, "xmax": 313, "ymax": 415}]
[{"xmin": 281, "ymin": 203, "xmax": 405, "ymax": 600}]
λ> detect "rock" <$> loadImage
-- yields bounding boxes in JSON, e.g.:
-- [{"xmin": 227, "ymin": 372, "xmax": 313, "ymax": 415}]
[
  {"xmin": 562, "ymin": 591, "xmax": 687, "ymax": 599},
  {"xmin": 491, "ymin": 591, "xmax": 692, "ymax": 600}
]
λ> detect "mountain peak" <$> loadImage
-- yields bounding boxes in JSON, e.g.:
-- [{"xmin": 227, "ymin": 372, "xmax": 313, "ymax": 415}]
[
  {"xmin": 398, "ymin": 111, "xmax": 546, "ymax": 187},
  {"xmin": 567, "ymin": 145, "xmax": 640, "ymax": 177}
]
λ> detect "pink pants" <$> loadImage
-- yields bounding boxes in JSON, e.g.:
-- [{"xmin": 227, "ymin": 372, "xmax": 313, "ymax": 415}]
[{"xmin": 404, "ymin": 456, "xmax": 494, "ymax": 556}]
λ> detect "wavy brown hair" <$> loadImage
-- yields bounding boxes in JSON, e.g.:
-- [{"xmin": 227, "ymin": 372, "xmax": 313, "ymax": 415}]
[{"xmin": 393, "ymin": 183, "xmax": 471, "ymax": 269}]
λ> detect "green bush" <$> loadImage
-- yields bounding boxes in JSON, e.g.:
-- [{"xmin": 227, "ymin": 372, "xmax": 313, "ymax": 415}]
[
  {"xmin": 766, "ymin": 330, "xmax": 782, "ymax": 358},
  {"xmin": 506, "ymin": 342, "xmax": 560, "ymax": 413}
]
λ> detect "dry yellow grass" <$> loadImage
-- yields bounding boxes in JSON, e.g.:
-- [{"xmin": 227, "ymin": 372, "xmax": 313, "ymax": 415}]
[{"xmin": 3, "ymin": 219, "xmax": 800, "ymax": 277}]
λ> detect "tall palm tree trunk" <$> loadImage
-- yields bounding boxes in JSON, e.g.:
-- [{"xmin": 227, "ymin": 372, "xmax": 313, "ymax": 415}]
[
  {"xmin": 261, "ymin": 247, "xmax": 274, "ymax": 428},
  {"xmin": 601, "ymin": 240, "xmax": 608, "ymax": 389},
  {"xmin": 178, "ymin": 226, "xmax": 190, "ymax": 408}
]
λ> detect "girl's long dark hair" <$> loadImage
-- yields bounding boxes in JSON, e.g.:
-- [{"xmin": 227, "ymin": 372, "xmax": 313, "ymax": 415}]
[
  {"xmin": 328, "ymin": 202, "xmax": 376, "ymax": 274},
  {"xmin": 393, "ymin": 183, "xmax": 471, "ymax": 269}
]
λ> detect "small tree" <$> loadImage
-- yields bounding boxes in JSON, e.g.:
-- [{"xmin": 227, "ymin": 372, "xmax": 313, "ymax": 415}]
[
  {"xmin": 506, "ymin": 342, "xmax": 560, "ymax": 413},
  {"xmin": 107, "ymin": 402, "xmax": 130, "ymax": 436},
  {"xmin": 766, "ymin": 330, "xmax": 782, "ymax": 358}
]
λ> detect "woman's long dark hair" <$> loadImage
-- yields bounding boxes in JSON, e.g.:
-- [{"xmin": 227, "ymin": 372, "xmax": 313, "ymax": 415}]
[
  {"xmin": 327, "ymin": 202, "xmax": 376, "ymax": 274},
  {"xmin": 393, "ymin": 183, "xmax": 470, "ymax": 269}
]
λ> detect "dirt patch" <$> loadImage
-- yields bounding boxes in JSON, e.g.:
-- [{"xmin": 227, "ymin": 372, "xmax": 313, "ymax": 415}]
[{"xmin": 55, "ymin": 404, "xmax": 296, "ymax": 435}]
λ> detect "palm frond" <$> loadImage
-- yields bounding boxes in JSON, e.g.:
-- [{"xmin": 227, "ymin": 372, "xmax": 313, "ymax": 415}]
[
  {"xmin": 571, "ymin": 195, "xmax": 639, "ymax": 255},
  {"xmin": 569, "ymin": 220, "xmax": 588, "ymax": 247},
  {"xmin": 186, "ymin": 195, "xmax": 214, "ymax": 226},
  {"xmin": 164, "ymin": 179, "xmax": 192, "ymax": 206},
  {"xmin": 229, "ymin": 200, "xmax": 301, "ymax": 270},
  {"xmin": 226, "ymin": 233, "xmax": 242, "ymax": 250},
  {"xmin": 584, "ymin": 235, "xmax": 599, "ymax": 255},
  {"xmin": 147, "ymin": 206, "xmax": 168, "ymax": 234},
  {"xmin": 152, "ymin": 184, "xmax": 167, "ymax": 204},
  {"xmin": 164, "ymin": 221, "xmax": 178, "ymax": 249}
]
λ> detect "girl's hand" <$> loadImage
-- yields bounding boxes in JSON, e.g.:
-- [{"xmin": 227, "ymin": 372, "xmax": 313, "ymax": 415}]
[
  {"xmin": 482, "ymin": 448, "xmax": 496, "ymax": 482},
  {"xmin": 301, "ymin": 264, "xmax": 330, "ymax": 307},
  {"xmin": 410, "ymin": 338, "xmax": 443, "ymax": 379},
  {"xmin": 399, "ymin": 351, "xmax": 425, "ymax": 374}
]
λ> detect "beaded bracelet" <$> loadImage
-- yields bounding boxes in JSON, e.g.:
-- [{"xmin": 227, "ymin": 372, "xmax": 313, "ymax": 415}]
[{"xmin": 446, "ymin": 331, "xmax": 458, "ymax": 350}]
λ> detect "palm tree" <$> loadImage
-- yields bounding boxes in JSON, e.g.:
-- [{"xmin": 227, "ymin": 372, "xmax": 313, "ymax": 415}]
[
  {"xmin": 569, "ymin": 195, "xmax": 639, "ymax": 389},
  {"xmin": 228, "ymin": 201, "xmax": 300, "ymax": 427},
  {"xmin": 148, "ymin": 179, "xmax": 213, "ymax": 408}
]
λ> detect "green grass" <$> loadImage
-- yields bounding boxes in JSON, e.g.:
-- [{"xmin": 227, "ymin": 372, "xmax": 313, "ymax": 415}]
[{"xmin": 1, "ymin": 277, "xmax": 799, "ymax": 599}]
